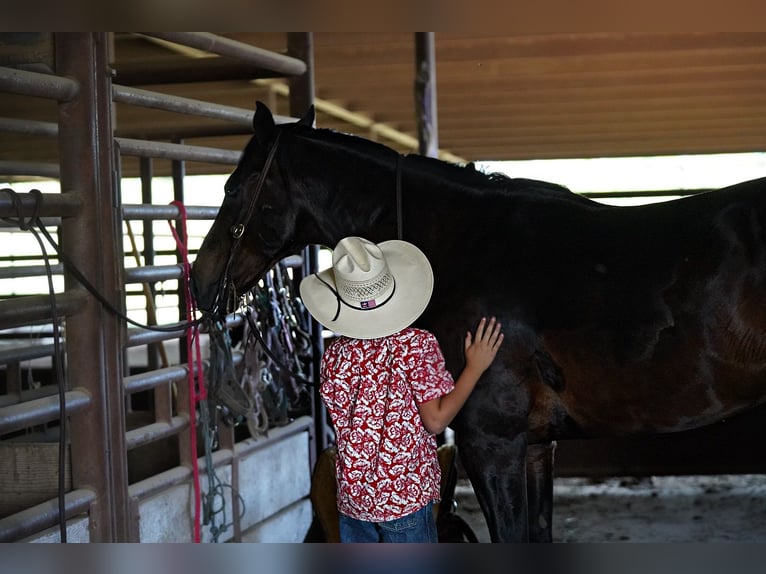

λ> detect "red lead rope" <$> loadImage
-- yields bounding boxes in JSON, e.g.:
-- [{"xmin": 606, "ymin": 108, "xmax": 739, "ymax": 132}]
[{"xmin": 168, "ymin": 200, "xmax": 206, "ymax": 543}]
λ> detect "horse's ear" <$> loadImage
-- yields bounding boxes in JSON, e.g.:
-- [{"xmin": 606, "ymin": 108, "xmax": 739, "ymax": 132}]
[
  {"xmin": 297, "ymin": 105, "xmax": 315, "ymax": 128},
  {"xmin": 252, "ymin": 101, "xmax": 276, "ymax": 136}
]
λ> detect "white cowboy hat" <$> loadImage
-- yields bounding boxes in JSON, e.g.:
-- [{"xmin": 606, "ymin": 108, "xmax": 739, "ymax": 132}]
[{"xmin": 299, "ymin": 236, "xmax": 434, "ymax": 339}]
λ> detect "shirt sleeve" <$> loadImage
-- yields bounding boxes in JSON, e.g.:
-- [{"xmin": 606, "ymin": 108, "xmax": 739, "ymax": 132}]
[{"xmin": 406, "ymin": 331, "xmax": 455, "ymax": 405}]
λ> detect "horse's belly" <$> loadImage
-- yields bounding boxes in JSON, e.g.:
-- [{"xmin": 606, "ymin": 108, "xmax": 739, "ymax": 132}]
[{"xmin": 557, "ymin": 363, "xmax": 766, "ymax": 436}]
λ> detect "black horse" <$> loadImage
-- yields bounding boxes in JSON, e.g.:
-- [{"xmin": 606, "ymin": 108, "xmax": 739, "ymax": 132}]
[{"xmin": 191, "ymin": 102, "xmax": 766, "ymax": 542}]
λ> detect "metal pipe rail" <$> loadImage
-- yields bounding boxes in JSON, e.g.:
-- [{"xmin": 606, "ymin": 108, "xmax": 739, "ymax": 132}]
[
  {"xmin": 0, "ymin": 218, "xmax": 60, "ymax": 229},
  {"xmin": 0, "ymin": 488, "xmax": 96, "ymax": 543},
  {"xmin": 124, "ymin": 364, "xmax": 191, "ymax": 395},
  {"xmin": 0, "ymin": 389, "xmax": 91, "ymax": 436},
  {"xmin": 0, "ymin": 66, "xmax": 79, "ymax": 101},
  {"xmin": 127, "ymin": 417, "xmax": 311, "ymax": 502},
  {"xmin": 128, "ymin": 448, "xmax": 232, "ymax": 501},
  {"xmin": 123, "ymin": 351, "xmax": 244, "ymax": 395},
  {"xmin": 0, "ymin": 161, "xmax": 60, "ymax": 179},
  {"xmin": 116, "ymin": 138, "xmax": 241, "ymax": 165},
  {"xmin": 0, "ymin": 292, "xmax": 88, "ymax": 330},
  {"xmin": 126, "ymin": 324, "xmax": 188, "ymax": 347},
  {"xmin": 122, "ymin": 203, "xmax": 219, "ymax": 221},
  {"xmin": 126, "ymin": 416, "xmax": 189, "ymax": 450},
  {"xmin": 0, "ymin": 385, "xmax": 60, "ymax": 409},
  {"xmin": 113, "ymin": 85, "xmax": 294, "ymax": 127},
  {"xmin": 0, "ymin": 189, "xmax": 82, "ymax": 219},
  {"xmin": 125, "ymin": 312, "xmax": 245, "ymax": 348},
  {"xmin": 124, "ymin": 264, "xmax": 183, "ymax": 284},
  {"xmin": 0, "ymin": 264, "xmax": 63, "ymax": 280},
  {"xmin": 0, "ymin": 116, "xmax": 58, "ymax": 137},
  {"xmin": 141, "ymin": 33, "xmax": 307, "ymax": 77},
  {"xmin": 0, "ymin": 342, "xmax": 56, "ymax": 365}
]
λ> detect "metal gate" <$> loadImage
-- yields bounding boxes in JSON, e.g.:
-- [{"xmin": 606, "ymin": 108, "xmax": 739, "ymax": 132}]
[{"xmin": 0, "ymin": 32, "xmax": 325, "ymax": 542}]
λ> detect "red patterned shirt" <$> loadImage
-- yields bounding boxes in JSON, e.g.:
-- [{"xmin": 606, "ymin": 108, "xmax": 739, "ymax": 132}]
[{"xmin": 320, "ymin": 327, "xmax": 455, "ymax": 522}]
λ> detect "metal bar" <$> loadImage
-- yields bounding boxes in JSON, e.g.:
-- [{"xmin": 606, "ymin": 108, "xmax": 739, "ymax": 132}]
[
  {"xmin": 171, "ymin": 142, "xmax": 188, "ymax": 368},
  {"xmin": 0, "ymin": 384, "xmax": 60, "ymax": 408},
  {"xmin": 116, "ymin": 122, "xmax": 252, "ymax": 141},
  {"xmin": 233, "ymin": 416, "xmax": 313, "ymax": 458},
  {"xmin": 281, "ymin": 254, "xmax": 303, "ymax": 269},
  {"xmin": 140, "ymin": 33, "xmax": 306, "ymax": 77},
  {"xmin": 0, "ymin": 160, "xmax": 60, "ymax": 178},
  {"xmin": 0, "ymin": 291, "xmax": 88, "ymax": 330},
  {"xmin": 0, "ymin": 264, "xmax": 63, "ymax": 280},
  {"xmin": 0, "ymin": 116, "xmax": 58, "ymax": 137},
  {"xmin": 0, "ymin": 189, "xmax": 82, "ymax": 218},
  {"xmin": 0, "ymin": 217, "xmax": 60, "ymax": 229},
  {"xmin": 114, "ymin": 85, "xmax": 262, "ymax": 128},
  {"xmin": 126, "ymin": 323, "xmax": 188, "ymax": 347},
  {"xmin": 122, "ymin": 203, "xmax": 219, "ymax": 221},
  {"xmin": 287, "ymin": 33, "xmax": 314, "ymax": 124},
  {"xmin": 0, "ymin": 65, "xmax": 79, "ymax": 101},
  {"xmin": 136, "ymin": 156, "xmax": 171, "ymax": 378},
  {"xmin": 127, "ymin": 465, "xmax": 191, "ymax": 501},
  {"xmin": 0, "ymin": 488, "xmax": 96, "ymax": 542},
  {"xmin": 125, "ymin": 416, "xmax": 189, "ymax": 450},
  {"xmin": 116, "ymin": 137, "xmax": 241, "ymax": 164},
  {"xmin": 0, "ymin": 389, "xmax": 91, "ymax": 435},
  {"xmin": 124, "ymin": 364, "xmax": 189, "ymax": 395},
  {"xmin": 123, "ymin": 351, "xmax": 243, "ymax": 395},
  {"xmin": 56, "ymin": 31, "xmax": 130, "ymax": 542},
  {"xmin": 0, "ymin": 342, "xmax": 56, "ymax": 364},
  {"xmin": 415, "ymin": 32, "xmax": 439, "ymax": 159},
  {"xmin": 124, "ymin": 264, "xmax": 183, "ymax": 284},
  {"xmin": 127, "ymin": 447, "xmax": 232, "ymax": 500},
  {"xmin": 113, "ymin": 57, "xmax": 289, "ymax": 86}
]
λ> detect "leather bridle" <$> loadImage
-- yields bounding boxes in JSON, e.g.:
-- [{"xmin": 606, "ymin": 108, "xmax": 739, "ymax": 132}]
[{"xmin": 214, "ymin": 131, "xmax": 283, "ymax": 315}]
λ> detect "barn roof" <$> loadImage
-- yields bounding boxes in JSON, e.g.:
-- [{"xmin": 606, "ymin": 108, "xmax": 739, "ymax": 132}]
[{"xmin": 3, "ymin": 32, "xmax": 766, "ymax": 178}]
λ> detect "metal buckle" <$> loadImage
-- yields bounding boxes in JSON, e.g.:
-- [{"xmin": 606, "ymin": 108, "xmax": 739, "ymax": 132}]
[{"xmin": 230, "ymin": 223, "xmax": 245, "ymax": 239}]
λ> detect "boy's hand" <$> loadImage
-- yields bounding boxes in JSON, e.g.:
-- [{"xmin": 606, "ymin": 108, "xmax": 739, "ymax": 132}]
[{"xmin": 464, "ymin": 316, "xmax": 504, "ymax": 375}]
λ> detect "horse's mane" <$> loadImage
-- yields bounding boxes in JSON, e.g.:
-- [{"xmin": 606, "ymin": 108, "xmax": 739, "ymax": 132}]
[{"xmin": 299, "ymin": 126, "xmax": 581, "ymax": 202}]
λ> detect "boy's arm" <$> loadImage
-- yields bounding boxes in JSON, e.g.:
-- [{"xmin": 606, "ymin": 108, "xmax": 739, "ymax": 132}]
[{"xmin": 418, "ymin": 317, "xmax": 503, "ymax": 435}]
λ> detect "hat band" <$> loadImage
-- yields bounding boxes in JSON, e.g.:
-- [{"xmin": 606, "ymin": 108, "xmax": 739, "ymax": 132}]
[{"xmin": 313, "ymin": 273, "xmax": 397, "ymax": 323}]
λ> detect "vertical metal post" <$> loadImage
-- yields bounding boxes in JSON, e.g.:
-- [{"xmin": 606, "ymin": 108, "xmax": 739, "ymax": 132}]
[
  {"xmin": 170, "ymin": 147, "xmax": 195, "ymax": 470},
  {"xmin": 287, "ymin": 33, "xmax": 314, "ymax": 122},
  {"xmin": 415, "ymin": 32, "xmax": 439, "ymax": 158},
  {"xmin": 140, "ymin": 157, "xmax": 172, "ymax": 423},
  {"xmin": 55, "ymin": 32, "xmax": 130, "ymax": 541},
  {"xmin": 171, "ymin": 149, "xmax": 189, "ymax": 365},
  {"xmin": 287, "ymin": 33, "xmax": 327, "ymax": 466}
]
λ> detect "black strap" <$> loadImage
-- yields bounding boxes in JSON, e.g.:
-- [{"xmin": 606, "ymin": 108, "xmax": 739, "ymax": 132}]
[
  {"xmin": 244, "ymin": 309, "xmax": 315, "ymax": 387},
  {"xmin": 313, "ymin": 273, "xmax": 397, "ymax": 321},
  {"xmin": 216, "ymin": 132, "xmax": 283, "ymax": 315}
]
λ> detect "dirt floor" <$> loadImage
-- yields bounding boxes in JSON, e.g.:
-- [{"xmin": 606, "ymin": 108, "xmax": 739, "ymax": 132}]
[{"xmin": 454, "ymin": 474, "xmax": 766, "ymax": 542}]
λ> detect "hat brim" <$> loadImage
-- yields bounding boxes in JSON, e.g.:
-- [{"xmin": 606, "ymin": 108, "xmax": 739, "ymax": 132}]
[{"xmin": 299, "ymin": 240, "xmax": 434, "ymax": 339}]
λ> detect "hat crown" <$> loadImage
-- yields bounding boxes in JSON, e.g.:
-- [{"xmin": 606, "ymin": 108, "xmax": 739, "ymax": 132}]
[
  {"xmin": 299, "ymin": 236, "xmax": 434, "ymax": 339},
  {"xmin": 332, "ymin": 237, "xmax": 394, "ymax": 305}
]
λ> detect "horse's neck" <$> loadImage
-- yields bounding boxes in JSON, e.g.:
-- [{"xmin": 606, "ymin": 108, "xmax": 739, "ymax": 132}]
[{"xmin": 309, "ymin": 157, "xmax": 399, "ymax": 244}]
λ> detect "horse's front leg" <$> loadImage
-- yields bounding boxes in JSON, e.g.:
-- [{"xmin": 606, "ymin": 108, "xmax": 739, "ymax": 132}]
[
  {"xmin": 453, "ymin": 365, "xmax": 532, "ymax": 542},
  {"xmin": 457, "ymin": 427, "xmax": 529, "ymax": 542},
  {"xmin": 526, "ymin": 441, "xmax": 556, "ymax": 542}
]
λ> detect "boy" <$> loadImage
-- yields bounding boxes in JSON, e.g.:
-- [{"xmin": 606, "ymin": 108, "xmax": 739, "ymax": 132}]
[{"xmin": 300, "ymin": 236, "xmax": 503, "ymax": 542}]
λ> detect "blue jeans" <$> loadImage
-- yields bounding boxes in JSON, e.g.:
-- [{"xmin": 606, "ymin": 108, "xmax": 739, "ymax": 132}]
[{"xmin": 338, "ymin": 502, "xmax": 438, "ymax": 543}]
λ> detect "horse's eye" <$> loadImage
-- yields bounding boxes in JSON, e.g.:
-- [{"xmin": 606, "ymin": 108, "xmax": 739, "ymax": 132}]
[{"xmin": 224, "ymin": 185, "xmax": 237, "ymax": 196}]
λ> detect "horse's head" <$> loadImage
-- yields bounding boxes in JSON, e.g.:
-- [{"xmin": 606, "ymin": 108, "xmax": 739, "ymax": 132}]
[{"xmin": 191, "ymin": 102, "xmax": 315, "ymax": 312}]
